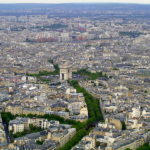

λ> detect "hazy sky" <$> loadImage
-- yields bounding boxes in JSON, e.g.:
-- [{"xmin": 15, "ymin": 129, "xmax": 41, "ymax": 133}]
[{"xmin": 0, "ymin": 0, "xmax": 150, "ymax": 4}]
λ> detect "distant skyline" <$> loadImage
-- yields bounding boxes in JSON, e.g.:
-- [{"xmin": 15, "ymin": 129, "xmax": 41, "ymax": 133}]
[{"xmin": 0, "ymin": 0, "xmax": 150, "ymax": 4}]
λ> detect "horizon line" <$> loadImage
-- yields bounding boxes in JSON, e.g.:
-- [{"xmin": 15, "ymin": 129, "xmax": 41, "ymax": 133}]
[{"xmin": 0, "ymin": 2, "xmax": 150, "ymax": 5}]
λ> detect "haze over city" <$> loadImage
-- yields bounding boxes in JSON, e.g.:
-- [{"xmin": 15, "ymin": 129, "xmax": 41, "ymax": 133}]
[
  {"xmin": 0, "ymin": 0, "xmax": 150, "ymax": 4},
  {"xmin": 0, "ymin": 1, "xmax": 150, "ymax": 150}
]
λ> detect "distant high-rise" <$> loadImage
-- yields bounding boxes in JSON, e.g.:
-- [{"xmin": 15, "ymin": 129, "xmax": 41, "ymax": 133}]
[{"xmin": 60, "ymin": 62, "xmax": 72, "ymax": 81}]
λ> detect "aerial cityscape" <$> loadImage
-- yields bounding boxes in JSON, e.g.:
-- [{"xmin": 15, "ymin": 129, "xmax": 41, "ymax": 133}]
[{"xmin": 0, "ymin": 2, "xmax": 150, "ymax": 150}]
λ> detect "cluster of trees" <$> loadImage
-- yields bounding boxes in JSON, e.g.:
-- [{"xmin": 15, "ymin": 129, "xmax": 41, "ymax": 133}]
[
  {"xmin": 12, "ymin": 124, "xmax": 43, "ymax": 138},
  {"xmin": 112, "ymin": 67, "xmax": 119, "ymax": 70},
  {"xmin": 74, "ymin": 68, "xmax": 108, "ymax": 80},
  {"xmin": 136, "ymin": 143, "xmax": 150, "ymax": 150},
  {"xmin": 119, "ymin": 31, "xmax": 142, "ymax": 38},
  {"xmin": 36, "ymin": 140, "xmax": 44, "ymax": 145},
  {"xmin": 1, "ymin": 112, "xmax": 15, "ymax": 125},
  {"xmin": 126, "ymin": 143, "xmax": 150, "ymax": 150}
]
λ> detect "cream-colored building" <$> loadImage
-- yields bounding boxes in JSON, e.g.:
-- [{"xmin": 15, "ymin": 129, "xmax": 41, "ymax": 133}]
[
  {"xmin": 60, "ymin": 62, "xmax": 72, "ymax": 81},
  {"xmin": 47, "ymin": 128, "xmax": 76, "ymax": 147},
  {"xmin": 9, "ymin": 123, "xmax": 25, "ymax": 134},
  {"xmin": 9, "ymin": 117, "xmax": 51, "ymax": 134}
]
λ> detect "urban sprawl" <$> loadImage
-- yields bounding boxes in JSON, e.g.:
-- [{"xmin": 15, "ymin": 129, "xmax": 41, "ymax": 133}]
[{"xmin": 0, "ymin": 3, "xmax": 150, "ymax": 150}]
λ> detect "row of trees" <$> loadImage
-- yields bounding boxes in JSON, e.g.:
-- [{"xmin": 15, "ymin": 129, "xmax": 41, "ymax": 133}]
[
  {"xmin": 59, "ymin": 128, "xmax": 90, "ymax": 150},
  {"xmin": 1, "ymin": 112, "xmax": 87, "ymax": 140},
  {"xmin": 74, "ymin": 68, "xmax": 108, "ymax": 80},
  {"xmin": 20, "ymin": 113, "xmax": 85, "ymax": 131},
  {"xmin": 1, "ymin": 112, "xmax": 84, "ymax": 132},
  {"xmin": 59, "ymin": 80, "xmax": 104, "ymax": 150},
  {"xmin": 69, "ymin": 80, "xmax": 104, "ymax": 122}
]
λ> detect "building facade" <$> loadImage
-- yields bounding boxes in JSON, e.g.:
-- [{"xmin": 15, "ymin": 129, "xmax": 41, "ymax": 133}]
[{"xmin": 59, "ymin": 62, "xmax": 72, "ymax": 81}]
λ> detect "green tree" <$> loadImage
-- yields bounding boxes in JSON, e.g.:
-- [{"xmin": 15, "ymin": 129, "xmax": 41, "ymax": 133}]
[
  {"xmin": 73, "ymin": 68, "xmax": 108, "ymax": 80},
  {"xmin": 36, "ymin": 140, "xmax": 44, "ymax": 145},
  {"xmin": 1, "ymin": 112, "xmax": 15, "ymax": 125},
  {"xmin": 136, "ymin": 143, "xmax": 150, "ymax": 150}
]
